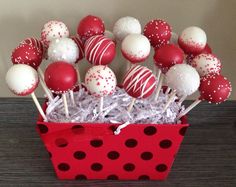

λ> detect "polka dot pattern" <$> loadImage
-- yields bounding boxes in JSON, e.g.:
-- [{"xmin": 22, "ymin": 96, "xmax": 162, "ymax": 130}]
[{"xmin": 37, "ymin": 122, "xmax": 189, "ymax": 180}]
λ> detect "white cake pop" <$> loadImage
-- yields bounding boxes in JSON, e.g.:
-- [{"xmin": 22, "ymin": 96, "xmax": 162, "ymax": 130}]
[
  {"xmin": 85, "ymin": 65, "xmax": 117, "ymax": 97},
  {"xmin": 6, "ymin": 64, "xmax": 39, "ymax": 96},
  {"xmin": 178, "ymin": 26, "xmax": 207, "ymax": 54},
  {"xmin": 166, "ymin": 64, "xmax": 200, "ymax": 96},
  {"xmin": 48, "ymin": 38, "xmax": 79, "ymax": 64},
  {"xmin": 190, "ymin": 53, "xmax": 221, "ymax": 77},
  {"xmin": 41, "ymin": 20, "xmax": 69, "ymax": 48},
  {"xmin": 113, "ymin": 16, "xmax": 141, "ymax": 42},
  {"xmin": 121, "ymin": 34, "xmax": 150, "ymax": 63}
]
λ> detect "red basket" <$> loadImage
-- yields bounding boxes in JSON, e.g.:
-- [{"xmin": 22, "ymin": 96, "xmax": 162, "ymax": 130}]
[{"xmin": 36, "ymin": 103, "xmax": 189, "ymax": 180}]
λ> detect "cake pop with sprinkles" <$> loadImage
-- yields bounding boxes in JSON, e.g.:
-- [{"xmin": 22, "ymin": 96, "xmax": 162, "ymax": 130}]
[
  {"xmin": 178, "ymin": 26, "xmax": 207, "ymax": 55},
  {"xmin": 177, "ymin": 73, "xmax": 232, "ymax": 119},
  {"xmin": 20, "ymin": 37, "xmax": 44, "ymax": 55},
  {"xmin": 113, "ymin": 16, "xmax": 141, "ymax": 42},
  {"xmin": 48, "ymin": 38, "xmax": 79, "ymax": 64},
  {"xmin": 85, "ymin": 65, "xmax": 117, "ymax": 112},
  {"xmin": 143, "ymin": 19, "xmax": 172, "ymax": 49},
  {"xmin": 123, "ymin": 65, "xmax": 156, "ymax": 112},
  {"xmin": 84, "ymin": 35, "xmax": 116, "ymax": 65},
  {"xmin": 77, "ymin": 15, "xmax": 105, "ymax": 43},
  {"xmin": 121, "ymin": 34, "xmax": 150, "ymax": 63},
  {"xmin": 41, "ymin": 20, "xmax": 69, "ymax": 48},
  {"xmin": 6, "ymin": 64, "xmax": 47, "ymax": 121},
  {"xmin": 190, "ymin": 53, "xmax": 221, "ymax": 77}
]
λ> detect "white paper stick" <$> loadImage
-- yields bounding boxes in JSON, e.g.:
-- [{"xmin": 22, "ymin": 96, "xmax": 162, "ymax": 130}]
[
  {"xmin": 38, "ymin": 67, "xmax": 45, "ymax": 80},
  {"xmin": 127, "ymin": 98, "xmax": 136, "ymax": 113},
  {"xmin": 156, "ymin": 68, "xmax": 161, "ymax": 82},
  {"xmin": 31, "ymin": 92, "xmax": 47, "ymax": 121},
  {"xmin": 76, "ymin": 63, "xmax": 81, "ymax": 84},
  {"xmin": 99, "ymin": 96, "xmax": 104, "ymax": 113},
  {"xmin": 162, "ymin": 91, "xmax": 177, "ymax": 112},
  {"xmin": 69, "ymin": 90, "xmax": 75, "ymax": 106},
  {"xmin": 179, "ymin": 95, "xmax": 187, "ymax": 105},
  {"xmin": 62, "ymin": 94, "xmax": 69, "ymax": 118},
  {"xmin": 154, "ymin": 73, "xmax": 164, "ymax": 101},
  {"xmin": 177, "ymin": 99, "xmax": 201, "ymax": 119}
]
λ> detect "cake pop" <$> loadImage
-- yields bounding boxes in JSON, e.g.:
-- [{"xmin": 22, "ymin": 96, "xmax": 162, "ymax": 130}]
[
  {"xmin": 5, "ymin": 64, "xmax": 47, "ymax": 121},
  {"xmin": 178, "ymin": 26, "xmax": 207, "ymax": 55},
  {"xmin": 190, "ymin": 53, "xmax": 221, "ymax": 77},
  {"xmin": 123, "ymin": 65, "xmax": 156, "ymax": 112},
  {"xmin": 84, "ymin": 35, "xmax": 116, "ymax": 65},
  {"xmin": 71, "ymin": 35, "xmax": 85, "ymax": 63},
  {"xmin": 77, "ymin": 15, "xmax": 105, "ymax": 43},
  {"xmin": 177, "ymin": 74, "xmax": 232, "ymax": 119},
  {"xmin": 143, "ymin": 19, "xmax": 172, "ymax": 49},
  {"xmin": 41, "ymin": 20, "xmax": 69, "ymax": 48},
  {"xmin": 85, "ymin": 65, "xmax": 117, "ymax": 112},
  {"xmin": 44, "ymin": 61, "xmax": 78, "ymax": 117},
  {"xmin": 113, "ymin": 16, "xmax": 141, "ymax": 42},
  {"xmin": 48, "ymin": 38, "xmax": 79, "ymax": 64},
  {"xmin": 121, "ymin": 34, "xmax": 150, "ymax": 63},
  {"xmin": 20, "ymin": 37, "xmax": 44, "ymax": 55},
  {"xmin": 153, "ymin": 44, "xmax": 184, "ymax": 100},
  {"xmin": 164, "ymin": 64, "xmax": 200, "ymax": 112}
]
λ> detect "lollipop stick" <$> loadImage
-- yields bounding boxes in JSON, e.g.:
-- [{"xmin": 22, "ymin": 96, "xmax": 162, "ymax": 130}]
[
  {"xmin": 179, "ymin": 95, "xmax": 187, "ymax": 105},
  {"xmin": 39, "ymin": 77, "xmax": 53, "ymax": 102},
  {"xmin": 156, "ymin": 68, "xmax": 161, "ymax": 82},
  {"xmin": 163, "ymin": 91, "xmax": 177, "ymax": 112},
  {"xmin": 62, "ymin": 94, "xmax": 69, "ymax": 118},
  {"xmin": 31, "ymin": 92, "xmax": 47, "ymax": 121},
  {"xmin": 177, "ymin": 99, "xmax": 201, "ymax": 120},
  {"xmin": 69, "ymin": 90, "xmax": 75, "ymax": 106},
  {"xmin": 154, "ymin": 73, "xmax": 164, "ymax": 101},
  {"xmin": 76, "ymin": 63, "xmax": 81, "ymax": 84},
  {"xmin": 99, "ymin": 96, "xmax": 104, "ymax": 113},
  {"xmin": 127, "ymin": 98, "xmax": 136, "ymax": 113},
  {"xmin": 38, "ymin": 67, "xmax": 45, "ymax": 80}
]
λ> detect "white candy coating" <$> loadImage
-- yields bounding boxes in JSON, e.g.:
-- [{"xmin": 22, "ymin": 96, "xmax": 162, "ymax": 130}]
[
  {"xmin": 113, "ymin": 16, "xmax": 141, "ymax": 42},
  {"xmin": 166, "ymin": 64, "xmax": 200, "ymax": 96},
  {"xmin": 48, "ymin": 38, "xmax": 79, "ymax": 64},
  {"xmin": 191, "ymin": 53, "xmax": 221, "ymax": 77},
  {"xmin": 6, "ymin": 64, "xmax": 39, "ymax": 95},
  {"xmin": 179, "ymin": 26, "xmax": 207, "ymax": 49},
  {"xmin": 85, "ymin": 65, "xmax": 117, "ymax": 97},
  {"xmin": 121, "ymin": 34, "xmax": 150, "ymax": 61},
  {"xmin": 41, "ymin": 20, "xmax": 69, "ymax": 47}
]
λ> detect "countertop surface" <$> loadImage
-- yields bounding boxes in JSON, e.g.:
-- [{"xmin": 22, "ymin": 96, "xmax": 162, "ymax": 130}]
[{"xmin": 0, "ymin": 98, "xmax": 235, "ymax": 187}]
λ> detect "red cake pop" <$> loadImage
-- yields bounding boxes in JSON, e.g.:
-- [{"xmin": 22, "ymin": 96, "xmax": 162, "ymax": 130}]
[
  {"xmin": 71, "ymin": 35, "xmax": 85, "ymax": 63},
  {"xmin": 186, "ymin": 43, "xmax": 212, "ymax": 64},
  {"xmin": 11, "ymin": 43, "xmax": 43, "ymax": 69},
  {"xmin": 84, "ymin": 35, "xmax": 116, "ymax": 65},
  {"xmin": 143, "ymin": 19, "xmax": 172, "ymax": 49},
  {"xmin": 44, "ymin": 61, "xmax": 77, "ymax": 94},
  {"xmin": 199, "ymin": 74, "xmax": 231, "ymax": 104},
  {"xmin": 77, "ymin": 15, "xmax": 105, "ymax": 43},
  {"xmin": 20, "ymin": 37, "xmax": 44, "ymax": 55},
  {"xmin": 154, "ymin": 44, "xmax": 184, "ymax": 73}
]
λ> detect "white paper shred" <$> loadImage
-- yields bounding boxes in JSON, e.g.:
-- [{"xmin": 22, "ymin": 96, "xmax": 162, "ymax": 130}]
[{"xmin": 46, "ymin": 87, "xmax": 185, "ymax": 124}]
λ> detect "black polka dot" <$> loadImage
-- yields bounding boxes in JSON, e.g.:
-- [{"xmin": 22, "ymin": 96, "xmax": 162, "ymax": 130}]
[
  {"xmin": 72, "ymin": 125, "xmax": 84, "ymax": 134},
  {"xmin": 38, "ymin": 124, "xmax": 48, "ymax": 134},
  {"xmin": 91, "ymin": 163, "xmax": 103, "ymax": 171},
  {"xmin": 141, "ymin": 152, "xmax": 153, "ymax": 160},
  {"xmin": 107, "ymin": 175, "xmax": 119, "ymax": 180},
  {"xmin": 107, "ymin": 151, "xmax": 120, "ymax": 160},
  {"xmin": 159, "ymin": 139, "xmax": 172, "ymax": 149},
  {"xmin": 125, "ymin": 139, "xmax": 138, "ymax": 148},
  {"xmin": 90, "ymin": 139, "xmax": 103, "ymax": 147},
  {"xmin": 179, "ymin": 127, "xmax": 188, "ymax": 136},
  {"xmin": 55, "ymin": 138, "xmax": 68, "ymax": 147},
  {"xmin": 123, "ymin": 163, "xmax": 135, "ymax": 171},
  {"xmin": 144, "ymin": 126, "xmax": 157, "ymax": 136},
  {"xmin": 75, "ymin": 174, "xmax": 87, "ymax": 180},
  {"xmin": 156, "ymin": 164, "xmax": 167, "ymax": 172},
  {"xmin": 74, "ymin": 151, "xmax": 86, "ymax": 160},
  {"xmin": 58, "ymin": 163, "xmax": 70, "ymax": 171},
  {"xmin": 138, "ymin": 175, "xmax": 150, "ymax": 180}
]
